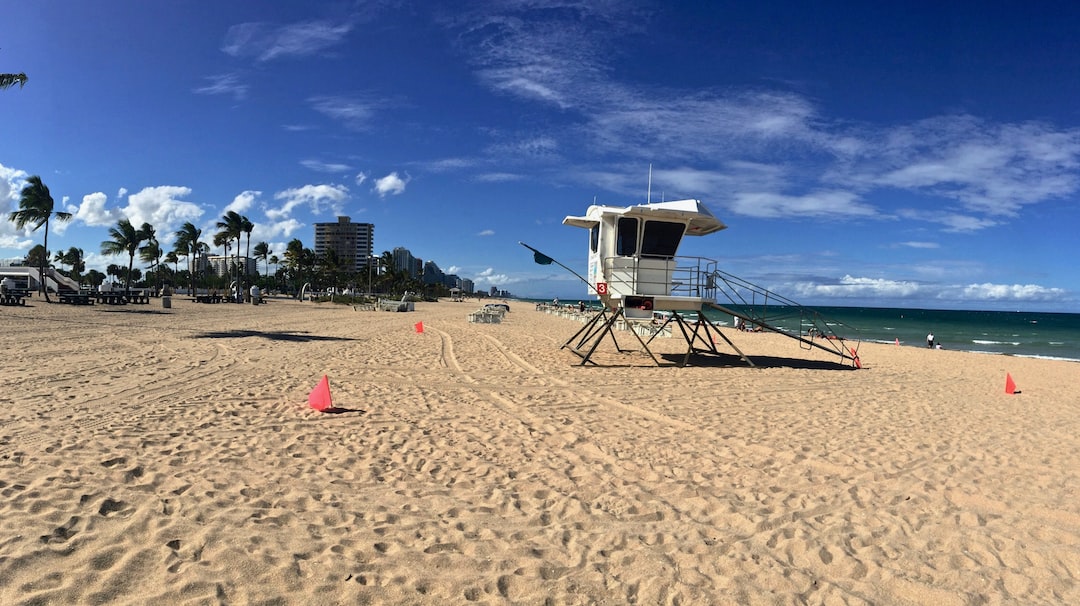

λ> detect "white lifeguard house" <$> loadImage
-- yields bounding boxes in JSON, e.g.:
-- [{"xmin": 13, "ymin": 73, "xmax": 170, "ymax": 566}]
[
  {"xmin": 553, "ymin": 198, "xmax": 860, "ymax": 368},
  {"xmin": 563, "ymin": 199, "xmax": 725, "ymax": 318}
]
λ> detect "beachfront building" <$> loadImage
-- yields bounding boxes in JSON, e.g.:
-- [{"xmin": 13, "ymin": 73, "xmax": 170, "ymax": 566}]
[
  {"xmin": 392, "ymin": 247, "xmax": 422, "ymax": 278},
  {"xmin": 206, "ymin": 255, "xmax": 256, "ymax": 278},
  {"xmin": 314, "ymin": 216, "xmax": 374, "ymax": 272}
]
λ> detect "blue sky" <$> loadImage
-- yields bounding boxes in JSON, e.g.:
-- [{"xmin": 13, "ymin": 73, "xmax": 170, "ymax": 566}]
[{"xmin": 2, "ymin": 1, "xmax": 1079, "ymax": 310}]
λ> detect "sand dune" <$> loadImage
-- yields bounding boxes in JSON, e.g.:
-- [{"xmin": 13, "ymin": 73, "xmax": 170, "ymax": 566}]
[{"xmin": 1, "ymin": 297, "xmax": 1078, "ymax": 604}]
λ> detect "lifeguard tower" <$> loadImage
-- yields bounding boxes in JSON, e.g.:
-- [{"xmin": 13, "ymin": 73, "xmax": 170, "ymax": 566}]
[{"xmin": 556, "ymin": 199, "xmax": 859, "ymax": 367}]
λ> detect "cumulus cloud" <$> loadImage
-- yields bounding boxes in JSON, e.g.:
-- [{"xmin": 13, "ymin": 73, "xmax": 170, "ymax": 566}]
[
  {"xmin": 72, "ymin": 192, "xmax": 121, "ymax": 227},
  {"xmin": 0, "ymin": 164, "xmax": 34, "ymax": 247},
  {"xmin": 266, "ymin": 184, "xmax": 349, "ymax": 220},
  {"xmin": 226, "ymin": 190, "xmax": 260, "ymax": 214},
  {"xmin": 373, "ymin": 172, "xmax": 408, "ymax": 197},
  {"xmin": 789, "ymin": 274, "xmax": 1067, "ymax": 305},
  {"xmin": 958, "ymin": 283, "xmax": 1067, "ymax": 301},
  {"xmin": 472, "ymin": 267, "xmax": 515, "ymax": 286},
  {"xmin": 793, "ymin": 275, "xmax": 924, "ymax": 299},
  {"xmin": 122, "ymin": 186, "xmax": 204, "ymax": 241},
  {"xmin": 260, "ymin": 218, "xmax": 305, "ymax": 240}
]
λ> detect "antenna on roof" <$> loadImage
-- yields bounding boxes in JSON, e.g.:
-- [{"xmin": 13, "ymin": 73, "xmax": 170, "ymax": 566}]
[{"xmin": 647, "ymin": 163, "xmax": 652, "ymax": 203}]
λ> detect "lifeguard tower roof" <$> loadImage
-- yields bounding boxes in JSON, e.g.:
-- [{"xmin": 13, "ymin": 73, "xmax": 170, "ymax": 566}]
[{"xmin": 563, "ymin": 199, "xmax": 726, "ymax": 236}]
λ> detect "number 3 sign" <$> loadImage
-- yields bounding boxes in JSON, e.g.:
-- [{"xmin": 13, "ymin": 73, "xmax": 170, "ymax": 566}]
[{"xmin": 596, "ymin": 282, "xmax": 608, "ymax": 295}]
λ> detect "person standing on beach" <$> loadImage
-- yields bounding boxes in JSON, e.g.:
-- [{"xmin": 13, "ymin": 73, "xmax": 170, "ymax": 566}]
[{"xmin": 927, "ymin": 332, "xmax": 935, "ymax": 348}]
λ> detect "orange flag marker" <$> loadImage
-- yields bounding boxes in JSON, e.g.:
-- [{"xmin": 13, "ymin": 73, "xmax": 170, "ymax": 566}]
[
  {"xmin": 414, "ymin": 321, "xmax": 424, "ymax": 333},
  {"xmin": 309, "ymin": 375, "xmax": 333, "ymax": 412},
  {"xmin": 1005, "ymin": 373, "xmax": 1017, "ymax": 395}
]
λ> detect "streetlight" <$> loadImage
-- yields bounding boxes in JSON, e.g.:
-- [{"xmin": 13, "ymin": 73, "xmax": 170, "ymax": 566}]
[{"xmin": 367, "ymin": 255, "xmax": 378, "ymax": 298}]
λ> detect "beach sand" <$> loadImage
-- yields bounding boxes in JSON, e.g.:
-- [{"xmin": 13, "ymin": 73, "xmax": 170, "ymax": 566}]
[{"xmin": 1, "ymin": 296, "xmax": 1078, "ymax": 604}]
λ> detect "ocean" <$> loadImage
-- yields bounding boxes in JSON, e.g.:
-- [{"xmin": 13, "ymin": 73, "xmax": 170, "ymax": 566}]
[
  {"xmin": 526, "ymin": 299, "xmax": 1080, "ymax": 363},
  {"xmin": 711, "ymin": 306, "xmax": 1080, "ymax": 363}
]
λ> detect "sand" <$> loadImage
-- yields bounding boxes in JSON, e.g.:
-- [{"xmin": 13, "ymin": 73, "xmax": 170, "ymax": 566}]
[{"xmin": 1, "ymin": 296, "xmax": 1078, "ymax": 605}]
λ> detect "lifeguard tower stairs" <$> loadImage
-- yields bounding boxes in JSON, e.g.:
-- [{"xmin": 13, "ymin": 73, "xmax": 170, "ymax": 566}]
[{"xmin": 555, "ymin": 199, "xmax": 860, "ymax": 368}]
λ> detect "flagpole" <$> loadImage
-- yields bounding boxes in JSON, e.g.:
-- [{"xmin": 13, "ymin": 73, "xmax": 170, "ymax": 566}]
[{"xmin": 518, "ymin": 241, "xmax": 598, "ymax": 294}]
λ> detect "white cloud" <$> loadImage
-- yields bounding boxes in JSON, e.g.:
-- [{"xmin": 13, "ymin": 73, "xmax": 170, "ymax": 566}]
[
  {"xmin": 473, "ymin": 172, "xmax": 522, "ymax": 183},
  {"xmin": 222, "ymin": 20, "xmax": 354, "ymax": 62},
  {"xmin": 789, "ymin": 274, "xmax": 1068, "ymax": 305},
  {"xmin": 301, "ymin": 159, "xmax": 352, "ymax": 173},
  {"xmin": 267, "ymin": 184, "xmax": 349, "ymax": 220},
  {"xmin": 260, "ymin": 218, "xmax": 305, "ymax": 240},
  {"xmin": 355, "ymin": 172, "xmax": 368, "ymax": 185},
  {"xmin": 0, "ymin": 162, "xmax": 28, "ymax": 212},
  {"xmin": 427, "ymin": 158, "xmax": 474, "ymax": 173},
  {"xmin": 730, "ymin": 190, "xmax": 876, "ymax": 219},
  {"xmin": 193, "ymin": 73, "xmax": 249, "ymax": 101},
  {"xmin": 122, "ymin": 186, "xmax": 204, "ymax": 242},
  {"xmin": 477, "ymin": 229, "xmax": 495, "ymax": 236},
  {"xmin": 854, "ymin": 116, "xmax": 1080, "ymax": 219},
  {"xmin": 958, "ymin": 283, "xmax": 1067, "ymax": 301},
  {"xmin": 897, "ymin": 241, "xmax": 940, "ymax": 249},
  {"xmin": 472, "ymin": 267, "xmax": 516, "ymax": 286},
  {"xmin": 897, "ymin": 209, "xmax": 998, "ymax": 232},
  {"xmin": 793, "ymin": 275, "xmax": 924, "ymax": 299},
  {"xmin": 309, "ymin": 96, "xmax": 379, "ymax": 130},
  {"xmin": 72, "ymin": 192, "xmax": 121, "ymax": 226},
  {"xmin": 226, "ymin": 190, "xmax": 261, "ymax": 214},
  {"xmin": 373, "ymin": 172, "xmax": 408, "ymax": 197}
]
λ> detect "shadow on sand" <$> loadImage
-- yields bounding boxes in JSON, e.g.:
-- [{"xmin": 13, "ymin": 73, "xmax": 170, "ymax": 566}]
[
  {"xmin": 193, "ymin": 330, "xmax": 357, "ymax": 342},
  {"xmin": 660, "ymin": 351, "xmax": 857, "ymax": 371}
]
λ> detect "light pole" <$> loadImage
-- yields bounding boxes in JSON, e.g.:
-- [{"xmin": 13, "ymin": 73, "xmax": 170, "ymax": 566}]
[{"xmin": 367, "ymin": 255, "xmax": 376, "ymax": 298}]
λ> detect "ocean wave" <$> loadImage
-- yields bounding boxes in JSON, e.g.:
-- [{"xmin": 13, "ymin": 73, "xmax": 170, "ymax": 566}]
[
  {"xmin": 1015, "ymin": 353, "xmax": 1080, "ymax": 363},
  {"xmin": 971, "ymin": 339, "xmax": 1020, "ymax": 346}
]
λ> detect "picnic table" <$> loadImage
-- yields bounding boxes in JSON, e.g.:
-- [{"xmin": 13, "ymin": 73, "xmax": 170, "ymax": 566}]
[
  {"xmin": 94, "ymin": 292, "xmax": 127, "ymax": 305},
  {"xmin": 0, "ymin": 288, "xmax": 30, "ymax": 306},
  {"xmin": 59, "ymin": 292, "xmax": 94, "ymax": 305}
]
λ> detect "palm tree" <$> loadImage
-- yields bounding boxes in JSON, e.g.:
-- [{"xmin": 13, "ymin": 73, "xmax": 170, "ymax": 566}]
[
  {"xmin": 101, "ymin": 219, "xmax": 150, "ymax": 294},
  {"xmin": 215, "ymin": 211, "xmax": 245, "ymax": 298},
  {"xmin": 174, "ymin": 222, "xmax": 202, "ymax": 296},
  {"xmin": 253, "ymin": 242, "xmax": 271, "ymax": 280},
  {"xmin": 0, "ymin": 73, "xmax": 27, "ymax": 90},
  {"xmin": 164, "ymin": 251, "xmax": 179, "ymax": 276},
  {"xmin": 62, "ymin": 247, "xmax": 85, "ymax": 283},
  {"xmin": 139, "ymin": 238, "xmax": 162, "ymax": 291},
  {"xmin": 9, "ymin": 176, "xmax": 73, "ymax": 302}
]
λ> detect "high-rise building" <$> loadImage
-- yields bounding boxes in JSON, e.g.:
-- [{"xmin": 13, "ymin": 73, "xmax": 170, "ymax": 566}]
[
  {"xmin": 392, "ymin": 247, "xmax": 422, "ymax": 278},
  {"xmin": 314, "ymin": 216, "xmax": 374, "ymax": 272}
]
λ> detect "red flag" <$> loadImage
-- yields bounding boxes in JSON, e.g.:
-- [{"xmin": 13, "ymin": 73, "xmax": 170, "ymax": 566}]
[
  {"xmin": 415, "ymin": 321, "xmax": 424, "ymax": 333},
  {"xmin": 1005, "ymin": 373, "xmax": 1017, "ymax": 395},
  {"xmin": 309, "ymin": 375, "xmax": 333, "ymax": 411}
]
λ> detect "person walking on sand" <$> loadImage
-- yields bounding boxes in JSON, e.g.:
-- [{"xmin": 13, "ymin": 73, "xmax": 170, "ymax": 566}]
[{"xmin": 927, "ymin": 332, "xmax": 935, "ymax": 348}]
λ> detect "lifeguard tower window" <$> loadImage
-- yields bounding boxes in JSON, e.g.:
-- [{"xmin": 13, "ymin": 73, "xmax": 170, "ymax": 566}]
[
  {"xmin": 590, "ymin": 224, "xmax": 599, "ymax": 253},
  {"xmin": 641, "ymin": 221, "xmax": 685, "ymax": 258},
  {"xmin": 616, "ymin": 217, "xmax": 638, "ymax": 256}
]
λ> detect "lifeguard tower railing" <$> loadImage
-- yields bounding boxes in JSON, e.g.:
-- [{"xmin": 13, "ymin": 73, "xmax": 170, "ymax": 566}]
[{"xmin": 596, "ymin": 254, "xmax": 860, "ymax": 360}]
